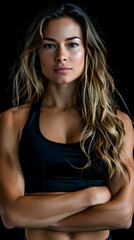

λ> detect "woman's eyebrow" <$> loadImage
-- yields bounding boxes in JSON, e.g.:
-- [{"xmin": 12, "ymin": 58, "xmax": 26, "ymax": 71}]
[{"xmin": 43, "ymin": 36, "xmax": 81, "ymax": 41}]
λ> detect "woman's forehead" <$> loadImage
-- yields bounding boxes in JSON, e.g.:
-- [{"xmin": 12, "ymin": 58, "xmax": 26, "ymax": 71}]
[{"xmin": 42, "ymin": 17, "xmax": 83, "ymax": 40}]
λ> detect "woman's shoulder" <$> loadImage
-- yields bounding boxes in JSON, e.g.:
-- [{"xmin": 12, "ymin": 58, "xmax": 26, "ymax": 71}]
[
  {"xmin": 117, "ymin": 110, "xmax": 133, "ymax": 131},
  {"xmin": 0, "ymin": 103, "xmax": 31, "ymax": 139},
  {"xmin": 117, "ymin": 110, "xmax": 134, "ymax": 153},
  {"xmin": 0, "ymin": 103, "xmax": 31, "ymax": 122}
]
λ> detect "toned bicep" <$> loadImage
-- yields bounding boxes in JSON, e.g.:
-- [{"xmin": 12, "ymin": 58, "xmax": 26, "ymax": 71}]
[
  {"xmin": 108, "ymin": 112, "xmax": 134, "ymax": 203},
  {"xmin": 0, "ymin": 110, "xmax": 25, "ymax": 208},
  {"xmin": 0, "ymin": 153, "xmax": 24, "ymax": 200}
]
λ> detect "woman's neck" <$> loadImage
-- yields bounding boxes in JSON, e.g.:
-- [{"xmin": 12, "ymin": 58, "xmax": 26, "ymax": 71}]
[{"xmin": 42, "ymin": 80, "xmax": 78, "ymax": 110}]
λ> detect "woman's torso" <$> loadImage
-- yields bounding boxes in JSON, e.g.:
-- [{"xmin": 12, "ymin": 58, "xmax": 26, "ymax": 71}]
[{"xmin": 18, "ymin": 100, "xmax": 110, "ymax": 240}]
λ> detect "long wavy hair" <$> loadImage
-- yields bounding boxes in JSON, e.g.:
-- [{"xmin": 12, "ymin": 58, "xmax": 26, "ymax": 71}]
[{"xmin": 13, "ymin": 2, "xmax": 129, "ymax": 179}]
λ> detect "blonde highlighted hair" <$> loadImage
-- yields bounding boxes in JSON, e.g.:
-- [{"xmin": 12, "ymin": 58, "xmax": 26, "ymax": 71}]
[{"xmin": 13, "ymin": 3, "xmax": 129, "ymax": 178}]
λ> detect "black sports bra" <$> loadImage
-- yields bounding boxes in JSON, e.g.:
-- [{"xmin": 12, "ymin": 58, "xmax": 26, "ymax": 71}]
[{"xmin": 19, "ymin": 100, "xmax": 108, "ymax": 193}]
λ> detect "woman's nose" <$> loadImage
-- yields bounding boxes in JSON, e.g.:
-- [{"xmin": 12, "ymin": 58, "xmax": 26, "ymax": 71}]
[{"xmin": 55, "ymin": 46, "xmax": 68, "ymax": 63}]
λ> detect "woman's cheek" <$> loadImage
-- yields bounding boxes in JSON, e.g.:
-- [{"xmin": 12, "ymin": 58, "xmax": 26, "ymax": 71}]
[
  {"xmin": 72, "ymin": 50, "xmax": 85, "ymax": 68},
  {"xmin": 40, "ymin": 55, "xmax": 53, "ymax": 71}
]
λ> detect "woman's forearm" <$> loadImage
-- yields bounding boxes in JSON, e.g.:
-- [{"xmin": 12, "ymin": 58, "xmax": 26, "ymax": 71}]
[
  {"xmin": 2, "ymin": 190, "xmax": 87, "ymax": 229},
  {"xmin": 46, "ymin": 184, "xmax": 134, "ymax": 232},
  {"xmin": 2, "ymin": 186, "xmax": 110, "ymax": 229},
  {"xmin": 48, "ymin": 200, "xmax": 131, "ymax": 232}
]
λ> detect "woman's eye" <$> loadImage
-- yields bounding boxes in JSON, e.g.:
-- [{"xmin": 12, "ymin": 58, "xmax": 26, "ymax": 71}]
[
  {"xmin": 68, "ymin": 43, "xmax": 79, "ymax": 48},
  {"xmin": 43, "ymin": 44, "xmax": 55, "ymax": 49}
]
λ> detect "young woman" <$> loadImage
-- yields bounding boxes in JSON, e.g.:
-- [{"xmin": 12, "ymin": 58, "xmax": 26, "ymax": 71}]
[{"xmin": 0, "ymin": 3, "xmax": 134, "ymax": 240}]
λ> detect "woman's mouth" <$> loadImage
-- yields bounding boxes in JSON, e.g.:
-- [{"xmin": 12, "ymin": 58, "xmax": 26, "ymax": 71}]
[{"xmin": 54, "ymin": 67, "xmax": 72, "ymax": 73}]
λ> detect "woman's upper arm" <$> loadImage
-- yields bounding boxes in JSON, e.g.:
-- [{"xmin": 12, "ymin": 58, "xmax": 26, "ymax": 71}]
[
  {"xmin": 0, "ymin": 109, "xmax": 25, "ymax": 217},
  {"xmin": 108, "ymin": 111, "xmax": 134, "ymax": 215},
  {"xmin": 117, "ymin": 111, "xmax": 134, "ymax": 163}
]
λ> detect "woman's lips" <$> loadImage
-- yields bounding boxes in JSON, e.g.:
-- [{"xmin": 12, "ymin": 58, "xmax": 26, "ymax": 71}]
[{"xmin": 54, "ymin": 67, "xmax": 72, "ymax": 73}]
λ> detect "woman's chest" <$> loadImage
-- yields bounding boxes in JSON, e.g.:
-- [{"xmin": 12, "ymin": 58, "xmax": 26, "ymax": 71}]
[{"xmin": 40, "ymin": 107, "xmax": 84, "ymax": 144}]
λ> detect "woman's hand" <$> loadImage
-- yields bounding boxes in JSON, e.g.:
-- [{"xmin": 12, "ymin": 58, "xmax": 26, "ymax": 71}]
[{"xmin": 84, "ymin": 186, "xmax": 112, "ymax": 207}]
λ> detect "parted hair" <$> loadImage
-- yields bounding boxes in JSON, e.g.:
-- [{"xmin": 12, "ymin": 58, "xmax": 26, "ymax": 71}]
[{"xmin": 13, "ymin": 2, "xmax": 129, "ymax": 178}]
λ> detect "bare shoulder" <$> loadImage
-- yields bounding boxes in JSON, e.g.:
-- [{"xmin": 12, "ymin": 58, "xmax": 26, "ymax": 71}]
[
  {"xmin": 0, "ymin": 103, "xmax": 31, "ymax": 125},
  {"xmin": 0, "ymin": 103, "xmax": 31, "ymax": 141},
  {"xmin": 117, "ymin": 110, "xmax": 134, "ymax": 160},
  {"xmin": 117, "ymin": 109, "xmax": 132, "ymax": 126},
  {"xmin": 117, "ymin": 110, "xmax": 134, "ymax": 135}
]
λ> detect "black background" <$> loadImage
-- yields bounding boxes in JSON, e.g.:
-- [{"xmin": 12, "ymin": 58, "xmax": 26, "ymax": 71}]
[{"xmin": 0, "ymin": 0, "xmax": 133, "ymax": 239}]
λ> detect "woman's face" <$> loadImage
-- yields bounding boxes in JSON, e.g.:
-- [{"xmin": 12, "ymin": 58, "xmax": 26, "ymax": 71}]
[{"xmin": 39, "ymin": 17, "xmax": 85, "ymax": 85}]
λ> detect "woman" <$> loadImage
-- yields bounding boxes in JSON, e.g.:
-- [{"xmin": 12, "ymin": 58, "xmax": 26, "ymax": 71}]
[{"xmin": 0, "ymin": 3, "xmax": 134, "ymax": 240}]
